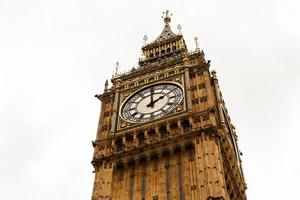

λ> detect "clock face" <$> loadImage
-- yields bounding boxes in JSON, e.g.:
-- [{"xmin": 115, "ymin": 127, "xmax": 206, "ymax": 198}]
[{"xmin": 121, "ymin": 83, "xmax": 183, "ymax": 123}]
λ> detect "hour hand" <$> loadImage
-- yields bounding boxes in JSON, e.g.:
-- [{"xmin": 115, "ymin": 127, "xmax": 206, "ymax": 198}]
[
  {"xmin": 147, "ymin": 95, "xmax": 165, "ymax": 107},
  {"xmin": 147, "ymin": 87, "xmax": 154, "ymax": 107},
  {"xmin": 150, "ymin": 87, "xmax": 154, "ymax": 103}
]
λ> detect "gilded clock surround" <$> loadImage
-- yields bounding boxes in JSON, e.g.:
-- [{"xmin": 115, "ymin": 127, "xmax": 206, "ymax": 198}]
[
  {"xmin": 119, "ymin": 81, "xmax": 184, "ymax": 124},
  {"xmin": 92, "ymin": 10, "xmax": 247, "ymax": 200}
]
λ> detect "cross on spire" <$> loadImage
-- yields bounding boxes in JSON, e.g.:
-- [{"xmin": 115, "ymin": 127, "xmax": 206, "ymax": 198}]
[
  {"xmin": 114, "ymin": 61, "xmax": 119, "ymax": 76},
  {"xmin": 143, "ymin": 35, "xmax": 148, "ymax": 46},
  {"xmin": 177, "ymin": 24, "xmax": 182, "ymax": 35},
  {"xmin": 162, "ymin": 10, "xmax": 172, "ymax": 25},
  {"xmin": 194, "ymin": 37, "xmax": 200, "ymax": 50}
]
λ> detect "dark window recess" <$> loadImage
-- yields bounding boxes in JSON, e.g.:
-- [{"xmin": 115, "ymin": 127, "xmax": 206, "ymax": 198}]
[
  {"xmin": 188, "ymin": 151, "xmax": 195, "ymax": 162},
  {"xmin": 159, "ymin": 125, "xmax": 168, "ymax": 138},
  {"xmin": 191, "ymin": 185, "xmax": 197, "ymax": 190},
  {"xmin": 138, "ymin": 133, "xmax": 145, "ymax": 145},
  {"xmin": 199, "ymin": 96, "xmax": 207, "ymax": 103},
  {"xmin": 170, "ymin": 122, "xmax": 178, "ymax": 129},
  {"xmin": 196, "ymin": 71, "xmax": 203, "ymax": 76},
  {"xmin": 193, "ymin": 116, "xmax": 201, "ymax": 123},
  {"xmin": 191, "ymin": 85, "xmax": 197, "ymax": 91},
  {"xmin": 189, "ymin": 73, "xmax": 196, "ymax": 79},
  {"xmin": 202, "ymin": 113, "xmax": 209, "ymax": 121},
  {"xmin": 103, "ymin": 111, "xmax": 110, "ymax": 117},
  {"xmin": 191, "ymin": 98, "xmax": 199, "ymax": 105},
  {"xmin": 153, "ymin": 195, "xmax": 158, "ymax": 200},
  {"xmin": 102, "ymin": 124, "xmax": 109, "ymax": 131},
  {"xmin": 116, "ymin": 163, "xmax": 124, "ymax": 181},
  {"xmin": 198, "ymin": 83, "xmax": 206, "ymax": 89},
  {"xmin": 125, "ymin": 134, "xmax": 134, "ymax": 143},
  {"xmin": 115, "ymin": 138, "xmax": 124, "ymax": 152},
  {"xmin": 148, "ymin": 129, "xmax": 156, "ymax": 136},
  {"xmin": 152, "ymin": 157, "xmax": 158, "ymax": 171},
  {"xmin": 181, "ymin": 119, "xmax": 192, "ymax": 132}
]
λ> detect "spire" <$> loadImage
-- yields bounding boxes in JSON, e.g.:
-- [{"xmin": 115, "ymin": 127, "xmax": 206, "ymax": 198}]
[
  {"xmin": 153, "ymin": 10, "xmax": 177, "ymax": 43},
  {"xmin": 104, "ymin": 79, "xmax": 108, "ymax": 92},
  {"xmin": 194, "ymin": 37, "xmax": 200, "ymax": 51},
  {"xmin": 139, "ymin": 10, "xmax": 188, "ymax": 65}
]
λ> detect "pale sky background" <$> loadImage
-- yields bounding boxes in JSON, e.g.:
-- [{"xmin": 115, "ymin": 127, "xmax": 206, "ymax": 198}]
[{"xmin": 1, "ymin": 0, "xmax": 300, "ymax": 199}]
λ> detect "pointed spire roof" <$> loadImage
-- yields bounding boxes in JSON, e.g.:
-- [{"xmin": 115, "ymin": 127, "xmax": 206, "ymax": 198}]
[
  {"xmin": 142, "ymin": 10, "xmax": 184, "ymax": 50},
  {"xmin": 153, "ymin": 10, "xmax": 177, "ymax": 43},
  {"xmin": 140, "ymin": 10, "xmax": 188, "ymax": 65}
]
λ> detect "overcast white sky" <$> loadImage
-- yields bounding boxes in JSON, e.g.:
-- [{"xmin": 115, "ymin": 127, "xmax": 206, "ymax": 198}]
[{"xmin": 0, "ymin": 0, "xmax": 300, "ymax": 199}]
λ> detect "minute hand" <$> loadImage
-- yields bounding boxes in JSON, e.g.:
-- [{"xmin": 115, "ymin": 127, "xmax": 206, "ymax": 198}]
[{"xmin": 152, "ymin": 95, "xmax": 165, "ymax": 105}]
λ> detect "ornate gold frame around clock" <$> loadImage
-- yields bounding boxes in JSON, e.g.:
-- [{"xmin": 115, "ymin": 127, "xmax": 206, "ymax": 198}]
[{"xmin": 119, "ymin": 80, "xmax": 185, "ymax": 124}]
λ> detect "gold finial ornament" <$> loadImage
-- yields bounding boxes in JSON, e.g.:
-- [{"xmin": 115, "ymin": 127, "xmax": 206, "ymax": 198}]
[
  {"xmin": 162, "ymin": 10, "xmax": 172, "ymax": 24},
  {"xmin": 115, "ymin": 62, "xmax": 119, "ymax": 76},
  {"xmin": 104, "ymin": 79, "xmax": 108, "ymax": 92},
  {"xmin": 143, "ymin": 35, "xmax": 148, "ymax": 46},
  {"xmin": 194, "ymin": 37, "xmax": 200, "ymax": 51},
  {"xmin": 177, "ymin": 24, "xmax": 182, "ymax": 35}
]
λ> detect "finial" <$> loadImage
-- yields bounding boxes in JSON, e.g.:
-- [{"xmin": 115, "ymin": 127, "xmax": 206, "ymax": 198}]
[
  {"xmin": 115, "ymin": 62, "xmax": 119, "ymax": 75},
  {"xmin": 162, "ymin": 10, "xmax": 172, "ymax": 25},
  {"xmin": 177, "ymin": 24, "xmax": 182, "ymax": 35},
  {"xmin": 104, "ymin": 79, "xmax": 108, "ymax": 92},
  {"xmin": 211, "ymin": 69, "xmax": 217, "ymax": 78},
  {"xmin": 143, "ymin": 35, "xmax": 148, "ymax": 46},
  {"xmin": 194, "ymin": 37, "xmax": 200, "ymax": 51}
]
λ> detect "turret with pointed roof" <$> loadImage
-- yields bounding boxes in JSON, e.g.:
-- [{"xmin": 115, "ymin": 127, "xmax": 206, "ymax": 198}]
[{"xmin": 139, "ymin": 10, "xmax": 188, "ymax": 66}]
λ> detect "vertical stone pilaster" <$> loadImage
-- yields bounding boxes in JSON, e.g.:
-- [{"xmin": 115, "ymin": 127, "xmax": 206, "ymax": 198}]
[{"xmin": 184, "ymin": 58, "xmax": 192, "ymax": 112}]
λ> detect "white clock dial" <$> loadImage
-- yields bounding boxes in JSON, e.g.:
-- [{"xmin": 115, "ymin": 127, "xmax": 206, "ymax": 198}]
[{"xmin": 121, "ymin": 83, "xmax": 183, "ymax": 123}]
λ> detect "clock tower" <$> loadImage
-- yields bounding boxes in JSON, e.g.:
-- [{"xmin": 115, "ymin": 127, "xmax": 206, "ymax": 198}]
[{"xmin": 92, "ymin": 11, "xmax": 247, "ymax": 200}]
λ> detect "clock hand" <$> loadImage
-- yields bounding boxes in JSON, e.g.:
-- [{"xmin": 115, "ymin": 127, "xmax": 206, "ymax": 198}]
[
  {"xmin": 147, "ymin": 87, "xmax": 155, "ymax": 107},
  {"xmin": 147, "ymin": 95, "xmax": 165, "ymax": 108},
  {"xmin": 150, "ymin": 86, "xmax": 154, "ymax": 103},
  {"xmin": 152, "ymin": 95, "xmax": 165, "ymax": 104}
]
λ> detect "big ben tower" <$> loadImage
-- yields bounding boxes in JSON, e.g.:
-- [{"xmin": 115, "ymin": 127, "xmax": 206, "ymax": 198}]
[{"xmin": 92, "ymin": 11, "xmax": 247, "ymax": 200}]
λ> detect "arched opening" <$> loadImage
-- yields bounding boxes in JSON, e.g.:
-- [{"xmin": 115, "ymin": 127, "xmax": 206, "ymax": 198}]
[
  {"xmin": 137, "ymin": 132, "xmax": 145, "ymax": 145},
  {"xmin": 159, "ymin": 125, "xmax": 168, "ymax": 138},
  {"xmin": 181, "ymin": 119, "xmax": 192, "ymax": 132},
  {"xmin": 170, "ymin": 122, "xmax": 178, "ymax": 130},
  {"xmin": 125, "ymin": 134, "xmax": 134, "ymax": 148},
  {"xmin": 115, "ymin": 137, "xmax": 124, "ymax": 152}
]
